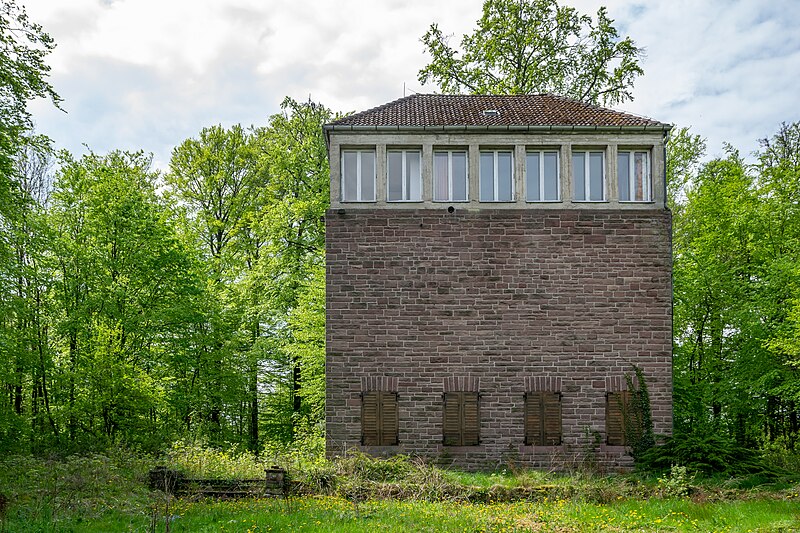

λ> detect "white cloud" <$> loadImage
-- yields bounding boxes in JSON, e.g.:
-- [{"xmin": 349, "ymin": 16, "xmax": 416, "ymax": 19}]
[{"xmin": 22, "ymin": 0, "xmax": 800, "ymax": 169}]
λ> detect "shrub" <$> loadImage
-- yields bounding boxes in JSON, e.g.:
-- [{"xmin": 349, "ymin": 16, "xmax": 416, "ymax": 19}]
[
  {"xmin": 657, "ymin": 465, "xmax": 693, "ymax": 498},
  {"xmin": 637, "ymin": 430, "xmax": 783, "ymax": 478},
  {"xmin": 162, "ymin": 440, "xmax": 264, "ymax": 479}
]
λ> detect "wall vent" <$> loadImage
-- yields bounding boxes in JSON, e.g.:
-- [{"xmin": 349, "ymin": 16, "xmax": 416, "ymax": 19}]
[{"xmin": 482, "ymin": 109, "xmax": 500, "ymax": 117}]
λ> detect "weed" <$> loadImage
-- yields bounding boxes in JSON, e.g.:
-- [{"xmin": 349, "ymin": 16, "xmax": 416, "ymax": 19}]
[{"xmin": 657, "ymin": 465, "xmax": 693, "ymax": 498}]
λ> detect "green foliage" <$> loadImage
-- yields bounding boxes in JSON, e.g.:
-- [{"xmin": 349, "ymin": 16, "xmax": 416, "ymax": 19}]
[
  {"xmin": 418, "ymin": 0, "xmax": 643, "ymax": 105},
  {"xmin": 670, "ymin": 122, "xmax": 800, "ymax": 455},
  {"xmin": 1, "ymin": 450, "xmax": 800, "ymax": 531},
  {"xmin": 666, "ymin": 126, "xmax": 706, "ymax": 212},
  {"xmin": 0, "ymin": 0, "xmax": 61, "ymax": 185},
  {"xmin": 657, "ymin": 465, "xmax": 693, "ymax": 498},
  {"xmin": 0, "ymin": 450, "xmax": 152, "ymax": 526},
  {"xmin": 638, "ymin": 430, "xmax": 780, "ymax": 478},
  {"xmin": 162, "ymin": 439, "xmax": 266, "ymax": 479},
  {"xmin": 285, "ymin": 260, "xmax": 326, "ymax": 422},
  {"xmin": 625, "ymin": 366, "xmax": 655, "ymax": 461}
]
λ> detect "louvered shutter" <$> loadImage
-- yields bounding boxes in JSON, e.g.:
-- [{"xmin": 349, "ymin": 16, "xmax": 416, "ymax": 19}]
[
  {"xmin": 361, "ymin": 391, "xmax": 380, "ymax": 446},
  {"xmin": 462, "ymin": 392, "xmax": 480, "ymax": 446},
  {"xmin": 606, "ymin": 391, "xmax": 629, "ymax": 446},
  {"xmin": 380, "ymin": 392, "xmax": 399, "ymax": 446},
  {"xmin": 525, "ymin": 392, "xmax": 561, "ymax": 446},
  {"xmin": 443, "ymin": 392, "xmax": 461, "ymax": 446},
  {"xmin": 543, "ymin": 392, "xmax": 562, "ymax": 445},
  {"xmin": 525, "ymin": 392, "xmax": 544, "ymax": 445}
]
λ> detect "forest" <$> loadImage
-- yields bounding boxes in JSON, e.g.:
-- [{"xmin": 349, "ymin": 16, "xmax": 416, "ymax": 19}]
[{"xmin": 2, "ymin": 0, "xmax": 800, "ymax": 468}]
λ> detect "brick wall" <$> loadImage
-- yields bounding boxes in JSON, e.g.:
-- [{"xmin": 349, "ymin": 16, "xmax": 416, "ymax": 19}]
[{"xmin": 326, "ymin": 208, "xmax": 672, "ymax": 471}]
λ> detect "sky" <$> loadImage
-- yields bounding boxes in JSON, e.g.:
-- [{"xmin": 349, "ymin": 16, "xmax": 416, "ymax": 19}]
[{"xmin": 23, "ymin": 0, "xmax": 800, "ymax": 171}]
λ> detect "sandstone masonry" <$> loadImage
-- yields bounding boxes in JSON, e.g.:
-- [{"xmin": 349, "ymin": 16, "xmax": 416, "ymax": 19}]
[{"xmin": 324, "ymin": 95, "xmax": 672, "ymax": 470}]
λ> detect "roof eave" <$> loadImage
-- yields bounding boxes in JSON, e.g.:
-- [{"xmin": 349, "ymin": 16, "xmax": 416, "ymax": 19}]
[{"xmin": 323, "ymin": 124, "xmax": 672, "ymax": 133}]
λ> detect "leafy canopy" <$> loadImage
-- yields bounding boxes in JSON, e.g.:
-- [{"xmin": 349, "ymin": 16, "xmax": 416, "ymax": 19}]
[
  {"xmin": 418, "ymin": 0, "xmax": 643, "ymax": 105},
  {"xmin": 0, "ymin": 0, "xmax": 61, "ymax": 179}
]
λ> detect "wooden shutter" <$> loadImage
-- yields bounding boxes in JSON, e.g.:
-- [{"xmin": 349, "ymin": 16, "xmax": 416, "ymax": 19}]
[
  {"xmin": 361, "ymin": 391, "xmax": 380, "ymax": 446},
  {"xmin": 462, "ymin": 392, "xmax": 480, "ymax": 446},
  {"xmin": 380, "ymin": 392, "xmax": 399, "ymax": 446},
  {"xmin": 443, "ymin": 392, "xmax": 462, "ymax": 446},
  {"xmin": 525, "ymin": 392, "xmax": 561, "ymax": 446},
  {"xmin": 543, "ymin": 392, "xmax": 562, "ymax": 445},
  {"xmin": 443, "ymin": 392, "xmax": 480, "ymax": 446},
  {"xmin": 606, "ymin": 391, "xmax": 630, "ymax": 446},
  {"xmin": 361, "ymin": 391, "xmax": 398, "ymax": 446},
  {"xmin": 524, "ymin": 392, "xmax": 543, "ymax": 445}
]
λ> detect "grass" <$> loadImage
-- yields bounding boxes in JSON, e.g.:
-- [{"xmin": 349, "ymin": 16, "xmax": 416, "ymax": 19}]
[
  {"xmin": 5, "ymin": 495, "xmax": 800, "ymax": 532},
  {"xmin": 1, "ymin": 446, "xmax": 799, "ymax": 532}
]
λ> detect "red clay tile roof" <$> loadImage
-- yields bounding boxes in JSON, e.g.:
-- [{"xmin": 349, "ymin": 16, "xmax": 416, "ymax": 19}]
[{"xmin": 326, "ymin": 94, "xmax": 668, "ymax": 129}]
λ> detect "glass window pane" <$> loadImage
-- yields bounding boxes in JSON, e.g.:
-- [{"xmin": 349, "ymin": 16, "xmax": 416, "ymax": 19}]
[
  {"xmin": 361, "ymin": 151, "xmax": 375, "ymax": 201},
  {"xmin": 498, "ymin": 152, "xmax": 513, "ymax": 201},
  {"xmin": 343, "ymin": 151, "xmax": 358, "ymax": 201},
  {"xmin": 387, "ymin": 151, "xmax": 403, "ymax": 201},
  {"xmin": 434, "ymin": 152, "xmax": 449, "ymax": 201},
  {"xmin": 573, "ymin": 152, "xmax": 585, "ymax": 201},
  {"xmin": 618, "ymin": 152, "xmax": 630, "ymax": 202},
  {"xmin": 634, "ymin": 152, "xmax": 647, "ymax": 201},
  {"xmin": 480, "ymin": 152, "xmax": 494, "ymax": 201},
  {"xmin": 543, "ymin": 152, "xmax": 558, "ymax": 201},
  {"xmin": 526, "ymin": 152, "xmax": 540, "ymax": 201},
  {"xmin": 452, "ymin": 152, "xmax": 467, "ymax": 201},
  {"xmin": 589, "ymin": 152, "xmax": 603, "ymax": 201},
  {"xmin": 407, "ymin": 151, "xmax": 421, "ymax": 201}
]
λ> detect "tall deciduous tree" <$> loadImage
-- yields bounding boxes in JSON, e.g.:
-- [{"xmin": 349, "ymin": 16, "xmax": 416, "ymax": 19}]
[
  {"xmin": 167, "ymin": 124, "xmax": 267, "ymax": 448},
  {"xmin": 48, "ymin": 150, "xmax": 199, "ymax": 450},
  {"xmin": 1, "ymin": 1, "xmax": 60, "ymax": 444},
  {"xmin": 0, "ymin": 135, "xmax": 54, "ymax": 452},
  {"xmin": 255, "ymin": 97, "xmax": 333, "ymax": 437},
  {"xmin": 418, "ymin": 0, "xmax": 643, "ymax": 105},
  {"xmin": 0, "ymin": 0, "xmax": 61, "ymax": 197},
  {"xmin": 670, "ymin": 123, "xmax": 800, "ymax": 448}
]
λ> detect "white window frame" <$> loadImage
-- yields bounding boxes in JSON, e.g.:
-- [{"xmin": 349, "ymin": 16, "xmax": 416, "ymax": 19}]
[
  {"xmin": 341, "ymin": 149, "xmax": 376, "ymax": 202},
  {"xmin": 479, "ymin": 150, "xmax": 514, "ymax": 202},
  {"xmin": 387, "ymin": 149, "xmax": 422, "ymax": 202},
  {"xmin": 572, "ymin": 150, "xmax": 606, "ymax": 202},
  {"xmin": 618, "ymin": 150, "xmax": 652, "ymax": 202},
  {"xmin": 525, "ymin": 150, "xmax": 560, "ymax": 202},
  {"xmin": 433, "ymin": 150, "xmax": 469, "ymax": 202}
]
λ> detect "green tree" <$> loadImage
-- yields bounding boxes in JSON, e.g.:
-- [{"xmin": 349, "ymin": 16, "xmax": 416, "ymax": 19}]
[
  {"xmin": 754, "ymin": 123, "xmax": 800, "ymax": 446},
  {"xmin": 418, "ymin": 0, "xmax": 643, "ymax": 104},
  {"xmin": 167, "ymin": 124, "xmax": 267, "ymax": 448},
  {"xmin": 672, "ymin": 149, "xmax": 756, "ymax": 437},
  {"xmin": 1, "ymin": 0, "xmax": 61, "ymax": 447},
  {"xmin": 670, "ymin": 124, "xmax": 800, "ymax": 449},
  {"xmin": 254, "ymin": 97, "xmax": 332, "ymax": 437},
  {"xmin": 47, "ymin": 150, "xmax": 199, "ymax": 450},
  {"xmin": 0, "ymin": 135, "xmax": 54, "ymax": 452},
  {"xmin": 666, "ymin": 126, "xmax": 706, "ymax": 212},
  {"xmin": 0, "ymin": 0, "xmax": 61, "ymax": 196}
]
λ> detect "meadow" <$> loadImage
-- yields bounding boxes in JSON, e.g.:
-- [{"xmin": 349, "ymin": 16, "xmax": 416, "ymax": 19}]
[{"xmin": 1, "ymin": 445, "xmax": 799, "ymax": 532}]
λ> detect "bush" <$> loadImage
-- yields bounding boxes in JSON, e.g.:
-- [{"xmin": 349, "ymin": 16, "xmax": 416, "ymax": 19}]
[
  {"xmin": 637, "ymin": 430, "xmax": 783, "ymax": 478},
  {"xmin": 657, "ymin": 465, "xmax": 693, "ymax": 498},
  {"xmin": 163, "ymin": 440, "xmax": 264, "ymax": 479}
]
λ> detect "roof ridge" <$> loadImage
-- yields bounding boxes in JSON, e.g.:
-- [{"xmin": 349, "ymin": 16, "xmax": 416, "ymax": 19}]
[{"xmin": 326, "ymin": 94, "xmax": 669, "ymax": 129}]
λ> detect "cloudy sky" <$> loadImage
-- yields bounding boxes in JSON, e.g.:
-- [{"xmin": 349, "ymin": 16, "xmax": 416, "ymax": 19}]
[{"xmin": 23, "ymin": 0, "xmax": 800, "ymax": 170}]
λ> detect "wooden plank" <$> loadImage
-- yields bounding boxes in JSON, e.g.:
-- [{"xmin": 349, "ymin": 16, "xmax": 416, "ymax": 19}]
[
  {"xmin": 380, "ymin": 391, "xmax": 399, "ymax": 446},
  {"xmin": 462, "ymin": 392, "xmax": 480, "ymax": 446},
  {"xmin": 606, "ymin": 391, "xmax": 629, "ymax": 446},
  {"xmin": 542, "ymin": 392, "xmax": 562, "ymax": 446},
  {"xmin": 525, "ymin": 392, "xmax": 543, "ymax": 445},
  {"xmin": 443, "ymin": 392, "xmax": 462, "ymax": 446},
  {"xmin": 361, "ymin": 391, "xmax": 380, "ymax": 446}
]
